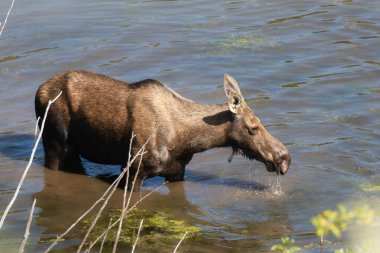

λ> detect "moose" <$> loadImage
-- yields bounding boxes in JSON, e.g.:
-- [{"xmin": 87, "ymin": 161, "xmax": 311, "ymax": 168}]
[{"xmin": 35, "ymin": 70, "xmax": 291, "ymax": 191}]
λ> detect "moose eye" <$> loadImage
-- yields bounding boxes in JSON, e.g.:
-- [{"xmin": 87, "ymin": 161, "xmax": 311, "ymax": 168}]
[{"xmin": 249, "ymin": 127, "xmax": 258, "ymax": 135}]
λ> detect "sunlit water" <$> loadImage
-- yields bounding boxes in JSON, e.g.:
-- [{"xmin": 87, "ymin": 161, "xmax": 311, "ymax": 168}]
[{"xmin": 1, "ymin": 0, "xmax": 379, "ymax": 252}]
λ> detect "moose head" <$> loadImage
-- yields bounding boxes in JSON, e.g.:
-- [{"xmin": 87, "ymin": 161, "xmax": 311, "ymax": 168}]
[{"xmin": 224, "ymin": 74, "xmax": 291, "ymax": 175}]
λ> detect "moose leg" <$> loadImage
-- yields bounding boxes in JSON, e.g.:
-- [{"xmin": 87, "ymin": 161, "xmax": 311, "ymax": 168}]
[
  {"xmin": 59, "ymin": 145, "xmax": 84, "ymax": 174},
  {"xmin": 164, "ymin": 160, "xmax": 185, "ymax": 182},
  {"xmin": 42, "ymin": 129, "xmax": 84, "ymax": 174},
  {"xmin": 42, "ymin": 135, "xmax": 62, "ymax": 170},
  {"xmin": 164, "ymin": 169, "xmax": 185, "ymax": 182}
]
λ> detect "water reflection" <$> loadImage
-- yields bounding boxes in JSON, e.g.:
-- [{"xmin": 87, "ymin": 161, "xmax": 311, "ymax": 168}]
[
  {"xmin": 33, "ymin": 165, "xmax": 294, "ymax": 252},
  {"xmin": 0, "ymin": 133, "xmax": 39, "ymax": 161}
]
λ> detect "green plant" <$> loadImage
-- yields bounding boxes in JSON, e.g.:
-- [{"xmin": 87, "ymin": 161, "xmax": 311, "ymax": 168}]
[
  {"xmin": 271, "ymin": 205, "xmax": 376, "ymax": 253},
  {"xmin": 311, "ymin": 204, "xmax": 375, "ymax": 252},
  {"xmin": 311, "ymin": 204, "xmax": 374, "ymax": 239},
  {"xmin": 271, "ymin": 236, "xmax": 300, "ymax": 253}
]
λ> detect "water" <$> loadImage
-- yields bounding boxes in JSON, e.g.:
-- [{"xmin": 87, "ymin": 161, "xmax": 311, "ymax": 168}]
[{"xmin": 1, "ymin": 0, "xmax": 380, "ymax": 252}]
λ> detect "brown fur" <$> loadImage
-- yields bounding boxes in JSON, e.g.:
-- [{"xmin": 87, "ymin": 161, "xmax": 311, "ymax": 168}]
[{"xmin": 35, "ymin": 70, "xmax": 290, "ymax": 191}]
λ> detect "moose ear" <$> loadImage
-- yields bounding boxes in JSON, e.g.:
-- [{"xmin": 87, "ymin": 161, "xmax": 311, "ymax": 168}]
[
  {"xmin": 227, "ymin": 92, "xmax": 243, "ymax": 114},
  {"xmin": 224, "ymin": 74, "xmax": 243, "ymax": 98},
  {"xmin": 224, "ymin": 74, "xmax": 244, "ymax": 114}
]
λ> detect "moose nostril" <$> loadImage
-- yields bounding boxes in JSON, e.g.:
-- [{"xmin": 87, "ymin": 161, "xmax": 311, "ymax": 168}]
[{"xmin": 277, "ymin": 154, "xmax": 291, "ymax": 174}]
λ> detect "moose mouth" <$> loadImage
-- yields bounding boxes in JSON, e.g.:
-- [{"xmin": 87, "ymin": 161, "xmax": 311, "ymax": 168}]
[
  {"xmin": 230, "ymin": 148, "xmax": 287, "ymax": 175},
  {"xmin": 265, "ymin": 161, "xmax": 283, "ymax": 175},
  {"xmin": 265, "ymin": 158, "xmax": 290, "ymax": 175}
]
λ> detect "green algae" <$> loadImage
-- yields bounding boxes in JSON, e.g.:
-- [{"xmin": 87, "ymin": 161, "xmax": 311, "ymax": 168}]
[
  {"xmin": 206, "ymin": 33, "xmax": 278, "ymax": 55},
  {"xmin": 82, "ymin": 208, "xmax": 201, "ymax": 250},
  {"xmin": 99, "ymin": 56, "xmax": 129, "ymax": 67},
  {"xmin": 218, "ymin": 34, "xmax": 264, "ymax": 49},
  {"xmin": 281, "ymin": 81, "xmax": 307, "ymax": 88},
  {"xmin": 0, "ymin": 55, "xmax": 25, "ymax": 63}
]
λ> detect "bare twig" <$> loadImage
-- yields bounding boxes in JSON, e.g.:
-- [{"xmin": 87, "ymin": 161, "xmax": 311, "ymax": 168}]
[
  {"xmin": 131, "ymin": 219, "xmax": 144, "ymax": 253},
  {"xmin": 43, "ymin": 153, "xmax": 137, "ymax": 252},
  {"xmin": 43, "ymin": 175, "xmax": 119, "ymax": 253},
  {"xmin": 18, "ymin": 198, "xmax": 37, "ymax": 253},
  {"xmin": 127, "ymin": 133, "xmax": 136, "ymax": 166},
  {"xmin": 77, "ymin": 134, "xmax": 151, "ymax": 253},
  {"xmin": 45, "ymin": 131, "xmax": 156, "ymax": 253},
  {"xmin": 112, "ymin": 148, "xmax": 144, "ymax": 253},
  {"xmin": 124, "ymin": 150, "xmax": 144, "ymax": 211},
  {"xmin": 87, "ymin": 181, "xmax": 168, "ymax": 250},
  {"xmin": 173, "ymin": 231, "xmax": 188, "ymax": 253},
  {"xmin": 76, "ymin": 157, "xmax": 140, "ymax": 252},
  {"xmin": 84, "ymin": 243, "xmax": 91, "ymax": 253},
  {"xmin": 111, "ymin": 169, "xmax": 129, "ymax": 253},
  {"xmin": 44, "ymin": 135, "xmax": 149, "ymax": 253},
  {"xmin": 99, "ymin": 218, "xmax": 113, "ymax": 253},
  {"xmin": 0, "ymin": 91, "xmax": 62, "ymax": 230},
  {"xmin": 34, "ymin": 117, "xmax": 40, "ymax": 140},
  {"xmin": 76, "ymin": 173, "xmax": 121, "ymax": 253},
  {"xmin": 0, "ymin": 0, "xmax": 16, "ymax": 38}
]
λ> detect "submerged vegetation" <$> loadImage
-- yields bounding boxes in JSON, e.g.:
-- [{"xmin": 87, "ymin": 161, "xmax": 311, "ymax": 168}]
[
  {"xmin": 206, "ymin": 33, "xmax": 278, "ymax": 55},
  {"xmin": 82, "ymin": 207, "xmax": 201, "ymax": 251},
  {"xmin": 360, "ymin": 177, "xmax": 380, "ymax": 192}
]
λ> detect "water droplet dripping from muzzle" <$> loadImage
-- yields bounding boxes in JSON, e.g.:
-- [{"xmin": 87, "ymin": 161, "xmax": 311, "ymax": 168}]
[{"xmin": 268, "ymin": 176, "xmax": 285, "ymax": 198}]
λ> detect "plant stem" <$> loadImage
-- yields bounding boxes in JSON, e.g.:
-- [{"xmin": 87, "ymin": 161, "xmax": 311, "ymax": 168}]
[
  {"xmin": 0, "ymin": 0, "xmax": 16, "ymax": 38},
  {"xmin": 319, "ymin": 234, "xmax": 323, "ymax": 253},
  {"xmin": 18, "ymin": 199, "xmax": 36, "ymax": 253},
  {"xmin": 98, "ymin": 218, "xmax": 112, "ymax": 253},
  {"xmin": 173, "ymin": 231, "xmax": 188, "ymax": 253},
  {"xmin": 131, "ymin": 219, "xmax": 144, "ymax": 253},
  {"xmin": 0, "ymin": 91, "xmax": 62, "ymax": 230}
]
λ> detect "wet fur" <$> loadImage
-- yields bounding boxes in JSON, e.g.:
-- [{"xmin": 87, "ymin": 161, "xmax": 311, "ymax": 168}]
[
  {"xmin": 35, "ymin": 70, "xmax": 290, "ymax": 191},
  {"xmin": 35, "ymin": 70, "xmax": 234, "ymax": 190}
]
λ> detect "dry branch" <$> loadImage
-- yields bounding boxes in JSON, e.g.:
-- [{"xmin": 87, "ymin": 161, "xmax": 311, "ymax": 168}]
[
  {"xmin": 44, "ymin": 138, "xmax": 144, "ymax": 252},
  {"xmin": 112, "ymin": 147, "xmax": 144, "ymax": 253},
  {"xmin": 0, "ymin": 91, "xmax": 62, "ymax": 230},
  {"xmin": 76, "ymin": 167, "xmax": 125, "ymax": 252},
  {"xmin": 87, "ymin": 181, "xmax": 168, "ymax": 250},
  {"xmin": 76, "ymin": 137, "xmax": 146, "ymax": 253},
  {"xmin": 45, "ymin": 133, "xmax": 153, "ymax": 253},
  {"xmin": 34, "ymin": 117, "xmax": 40, "ymax": 140},
  {"xmin": 18, "ymin": 198, "xmax": 36, "ymax": 253},
  {"xmin": 131, "ymin": 219, "xmax": 144, "ymax": 253},
  {"xmin": 173, "ymin": 231, "xmax": 188, "ymax": 253},
  {"xmin": 43, "ymin": 157, "xmax": 134, "ymax": 253},
  {"xmin": 99, "ymin": 218, "xmax": 113, "ymax": 253},
  {"xmin": 42, "ymin": 127, "xmax": 167, "ymax": 253},
  {"xmin": 0, "ymin": 0, "xmax": 16, "ymax": 38},
  {"xmin": 111, "ymin": 169, "xmax": 129, "ymax": 253}
]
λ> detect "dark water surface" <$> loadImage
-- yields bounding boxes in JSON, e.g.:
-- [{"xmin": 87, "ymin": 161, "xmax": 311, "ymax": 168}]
[{"xmin": 1, "ymin": 0, "xmax": 379, "ymax": 252}]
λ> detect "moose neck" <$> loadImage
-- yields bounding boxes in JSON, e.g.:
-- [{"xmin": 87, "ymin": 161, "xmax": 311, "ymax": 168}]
[{"xmin": 175, "ymin": 103, "xmax": 233, "ymax": 155}]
